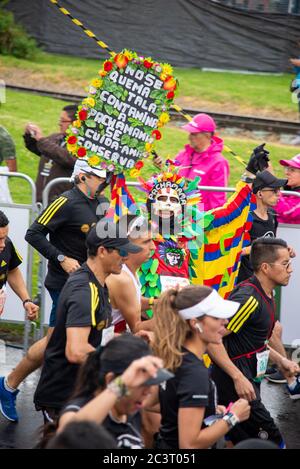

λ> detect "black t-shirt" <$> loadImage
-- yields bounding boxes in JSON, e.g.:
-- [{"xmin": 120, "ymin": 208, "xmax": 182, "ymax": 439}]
[
  {"xmin": 211, "ymin": 276, "xmax": 275, "ymax": 403},
  {"xmin": 61, "ymin": 396, "xmax": 144, "ymax": 449},
  {"xmin": 158, "ymin": 348, "xmax": 217, "ymax": 449},
  {"xmin": 0, "ymin": 237, "xmax": 22, "ymax": 289},
  {"xmin": 25, "ymin": 187, "xmax": 107, "ymax": 290},
  {"xmin": 34, "ymin": 263, "xmax": 111, "ymax": 410},
  {"xmin": 237, "ymin": 209, "xmax": 278, "ymax": 283}
]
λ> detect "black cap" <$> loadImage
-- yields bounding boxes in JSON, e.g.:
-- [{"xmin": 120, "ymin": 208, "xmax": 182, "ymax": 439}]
[
  {"xmin": 252, "ymin": 170, "xmax": 287, "ymax": 194},
  {"xmin": 143, "ymin": 367, "xmax": 174, "ymax": 386},
  {"xmin": 86, "ymin": 221, "xmax": 143, "ymax": 255}
]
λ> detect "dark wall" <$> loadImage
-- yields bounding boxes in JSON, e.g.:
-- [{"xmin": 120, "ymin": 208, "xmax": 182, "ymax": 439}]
[{"xmin": 6, "ymin": 0, "xmax": 300, "ymax": 72}]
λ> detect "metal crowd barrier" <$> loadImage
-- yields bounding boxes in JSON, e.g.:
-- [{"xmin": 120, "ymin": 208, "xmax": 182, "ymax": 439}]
[{"xmin": 0, "ymin": 171, "xmax": 39, "ymax": 352}]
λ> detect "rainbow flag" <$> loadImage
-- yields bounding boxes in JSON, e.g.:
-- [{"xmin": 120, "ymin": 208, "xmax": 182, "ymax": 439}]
[{"xmin": 191, "ymin": 182, "xmax": 256, "ymax": 298}]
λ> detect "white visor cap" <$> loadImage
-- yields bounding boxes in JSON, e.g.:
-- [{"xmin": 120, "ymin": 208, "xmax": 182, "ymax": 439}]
[
  {"xmin": 178, "ymin": 289, "xmax": 240, "ymax": 320},
  {"xmin": 71, "ymin": 159, "xmax": 107, "ymax": 181}
]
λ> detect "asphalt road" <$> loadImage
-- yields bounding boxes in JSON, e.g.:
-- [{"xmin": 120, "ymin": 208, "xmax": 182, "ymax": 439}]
[{"xmin": 0, "ymin": 346, "xmax": 299, "ymax": 449}]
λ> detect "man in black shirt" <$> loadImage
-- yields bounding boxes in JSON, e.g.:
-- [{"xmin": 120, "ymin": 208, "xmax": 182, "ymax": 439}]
[
  {"xmin": 0, "ymin": 160, "xmax": 110, "ymax": 422},
  {"xmin": 0, "ymin": 211, "xmax": 39, "ymax": 422},
  {"xmin": 237, "ymin": 170, "xmax": 296, "ymax": 384},
  {"xmin": 34, "ymin": 221, "xmax": 142, "ymax": 421},
  {"xmin": 209, "ymin": 238, "xmax": 299, "ymax": 447},
  {"xmin": 237, "ymin": 170, "xmax": 287, "ymax": 283}
]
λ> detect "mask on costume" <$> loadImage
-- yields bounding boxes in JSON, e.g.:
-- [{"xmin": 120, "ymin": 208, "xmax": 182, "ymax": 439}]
[{"xmin": 152, "ymin": 187, "xmax": 182, "ymax": 218}]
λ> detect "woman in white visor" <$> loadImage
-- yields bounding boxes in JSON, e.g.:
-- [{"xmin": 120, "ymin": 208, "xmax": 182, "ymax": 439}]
[{"xmin": 151, "ymin": 285, "xmax": 251, "ymax": 449}]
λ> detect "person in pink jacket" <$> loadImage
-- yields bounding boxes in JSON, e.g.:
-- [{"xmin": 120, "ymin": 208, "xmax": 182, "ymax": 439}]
[
  {"xmin": 276, "ymin": 154, "xmax": 300, "ymax": 224},
  {"xmin": 154, "ymin": 113, "xmax": 230, "ymax": 211}
]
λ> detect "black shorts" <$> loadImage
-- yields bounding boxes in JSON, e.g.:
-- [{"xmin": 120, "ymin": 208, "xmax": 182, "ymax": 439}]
[
  {"xmin": 211, "ymin": 366, "xmax": 285, "ymax": 447},
  {"xmin": 226, "ymin": 399, "xmax": 285, "ymax": 447}
]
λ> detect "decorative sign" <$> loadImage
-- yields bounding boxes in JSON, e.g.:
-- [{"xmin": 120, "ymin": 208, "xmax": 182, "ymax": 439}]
[{"xmin": 66, "ymin": 49, "xmax": 177, "ymax": 176}]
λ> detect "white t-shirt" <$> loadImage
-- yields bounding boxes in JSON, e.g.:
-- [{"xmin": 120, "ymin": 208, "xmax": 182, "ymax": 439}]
[{"xmin": 111, "ymin": 264, "xmax": 141, "ymax": 326}]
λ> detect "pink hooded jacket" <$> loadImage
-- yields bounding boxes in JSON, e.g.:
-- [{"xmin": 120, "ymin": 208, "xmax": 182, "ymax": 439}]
[
  {"xmin": 175, "ymin": 136, "xmax": 230, "ymax": 210},
  {"xmin": 276, "ymin": 189, "xmax": 300, "ymax": 224}
]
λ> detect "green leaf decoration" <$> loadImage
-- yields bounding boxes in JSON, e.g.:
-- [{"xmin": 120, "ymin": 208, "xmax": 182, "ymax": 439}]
[
  {"xmin": 141, "ymin": 286, "xmax": 146, "ymax": 295},
  {"xmin": 85, "ymin": 119, "xmax": 97, "ymax": 128},
  {"xmin": 186, "ymin": 177, "xmax": 201, "ymax": 192},
  {"xmin": 149, "ymin": 280, "xmax": 157, "ymax": 288},
  {"xmin": 146, "ymin": 309, "xmax": 153, "ymax": 318},
  {"xmin": 150, "ymin": 259, "xmax": 159, "ymax": 274},
  {"xmin": 121, "ymin": 134, "xmax": 131, "ymax": 145},
  {"xmin": 104, "ymin": 104, "xmax": 114, "ymax": 116},
  {"xmin": 94, "ymin": 101, "xmax": 104, "ymax": 111},
  {"xmin": 145, "ymin": 272, "xmax": 154, "ymax": 282}
]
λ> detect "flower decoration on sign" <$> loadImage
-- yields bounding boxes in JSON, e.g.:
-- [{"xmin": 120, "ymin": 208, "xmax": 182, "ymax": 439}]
[{"xmin": 66, "ymin": 49, "xmax": 178, "ymax": 176}]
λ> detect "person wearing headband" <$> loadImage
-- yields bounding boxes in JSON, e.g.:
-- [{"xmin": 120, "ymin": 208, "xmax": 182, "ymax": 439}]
[
  {"xmin": 150, "ymin": 285, "xmax": 250, "ymax": 449},
  {"xmin": 53, "ymin": 334, "xmax": 173, "ymax": 449}
]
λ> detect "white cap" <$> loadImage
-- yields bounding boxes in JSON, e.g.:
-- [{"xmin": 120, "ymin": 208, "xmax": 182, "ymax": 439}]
[
  {"xmin": 71, "ymin": 159, "xmax": 107, "ymax": 181},
  {"xmin": 178, "ymin": 289, "xmax": 240, "ymax": 320}
]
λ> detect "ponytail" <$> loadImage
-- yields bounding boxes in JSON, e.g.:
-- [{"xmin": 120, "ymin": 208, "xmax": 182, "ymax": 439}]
[
  {"xmin": 152, "ymin": 285, "xmax": 212, "ymax": 372},
  {"xmin": 71, "ymin": 349, "xmax": 103, "ymax": 400},
  {"xmin": 152, "ymin": 288, "xmax": 191, "ymax": 372}
]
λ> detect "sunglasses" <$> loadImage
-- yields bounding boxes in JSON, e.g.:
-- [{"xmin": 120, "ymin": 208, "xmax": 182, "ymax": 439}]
[{"xmin": 112, "ymin": 247, "xmax": 129, "ymax": 257}]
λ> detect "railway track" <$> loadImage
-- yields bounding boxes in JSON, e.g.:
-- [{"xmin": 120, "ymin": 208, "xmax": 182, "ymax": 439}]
[{"xmin": 7, "ymin": 84, "xmax": 300, "ymax": 134}]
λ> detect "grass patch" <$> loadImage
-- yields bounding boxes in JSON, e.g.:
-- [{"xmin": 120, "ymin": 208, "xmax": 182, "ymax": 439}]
[{"xmin": 1, "ymin": 51, "xmax": 298, "ymax": 117}]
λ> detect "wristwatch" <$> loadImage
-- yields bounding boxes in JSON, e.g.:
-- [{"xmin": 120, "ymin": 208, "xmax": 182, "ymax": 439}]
[
  {"xmin": 23, "ymin": 298, "xmax": 33, "ymax": 307},
  {"xmin": 57, "ymin": 254, "xmax": 65, "ymax": 263},
  {"xmin": 222, "ymin": 412, "xmax": 240, "ymax": 430},
  {"xmin": 107, "ymin": 376, "xmax": 130, "ymax": 400}
]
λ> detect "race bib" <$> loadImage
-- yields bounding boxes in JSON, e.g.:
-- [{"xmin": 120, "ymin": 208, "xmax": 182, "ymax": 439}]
[
  {"xmin": 256, "ymin": 350, "xmax": 270, "ymax": 378},
  {"xmin": 160, "ymin": 275, "xmax": 190, "ymax": 292},
  {"xmin": 0, "ymin": 287, "xmax": 7, "ymax": 317},
  {"xmin": 101, "ymin": 325, "xmax": 115, "ymax": 346}
]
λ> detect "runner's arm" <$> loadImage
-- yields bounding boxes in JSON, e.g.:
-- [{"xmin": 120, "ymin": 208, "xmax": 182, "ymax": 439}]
[{"xmin": 65, "ymin": 327, "xmax": 94, "ymax": 364}]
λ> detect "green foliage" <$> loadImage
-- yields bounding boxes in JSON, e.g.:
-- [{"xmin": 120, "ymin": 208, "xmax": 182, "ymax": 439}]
[{"xmin": 0, "ymin": 7, "xmax": 39, "ymax": 59}]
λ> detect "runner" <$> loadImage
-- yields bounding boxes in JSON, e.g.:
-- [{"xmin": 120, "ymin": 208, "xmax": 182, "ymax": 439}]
[
  {"xmin": 0, "ymin": 160, "xmax": 110, "ymax": 422},
  {"xmin": 106, "ymin": 215, "xmax": 155, "ymax": 335},
  {"xmin": 33, "ymin": 221, "xmax": 142, "ymax": 422},
  {"xmin": 151, "ymin": 285, "xmax": 250, "ymax": 449},
  {"xmin": 0, "ymin": 211, "xmax": 39, "ymax": 421},
  {"xmin": 209, "ymin": 237, "xmax": 300, "ymax": 447},
  {"xmin": 56, "ymin": 334, "xmax": 172, "ymax": 449}
]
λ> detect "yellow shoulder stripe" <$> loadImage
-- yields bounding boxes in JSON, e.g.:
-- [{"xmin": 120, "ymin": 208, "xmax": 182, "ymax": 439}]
[
  {"xmin": 38, "ymin": 197, "xmax": 68, "ymax": 226},
  {"xmin": 89, "ymin": 282, "xmax": 99, "ymax": 327},
  {"xmin": 13, "ymin": 246, "xmax": 23, "ymax": 263},
  {"xmin": 232, "ymin": 302, "xmax": 259, "ymax": 333},
  {"xmin": 227, "ymin": 296, "xmax": 258, "ymax": 331}
]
